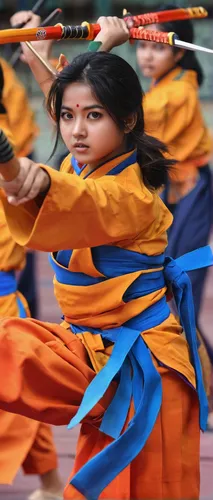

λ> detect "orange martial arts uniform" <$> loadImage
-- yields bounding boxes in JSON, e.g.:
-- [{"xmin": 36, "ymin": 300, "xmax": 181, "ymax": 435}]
[
  {"xmin": 0, "ymin": 120, "xmax": 57, "ymax": 483},
  {"xmin": 143, "ymin": 66, "xmax": 212, "ymax": 199},
  {"xmin": 0, "ymin": 150, "xmax": 201, "ymax": 499}
]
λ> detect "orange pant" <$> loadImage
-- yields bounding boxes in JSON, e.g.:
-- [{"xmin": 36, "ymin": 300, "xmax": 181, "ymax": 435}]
[
  {"xmin": 0, "ymin": 291, "xmax": 57, "ymax": 484},
  {"xmin": 66, "ymin": 367, "xmax": 200, "ymax": 500},
  {"xmin": 0, "ymin": 317, "xmax": 200, "ymax": 499},
  {"xmin": 0, "ymin": 412, "xmax": 57, "ymax": 484},
  {"xmin": 22, "ymin": 422, "xmax": 58, "ymax": 476}
]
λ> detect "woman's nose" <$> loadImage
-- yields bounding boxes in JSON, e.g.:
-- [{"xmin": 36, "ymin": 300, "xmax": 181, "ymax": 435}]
[{"xmin": 72, "ymin": 118, "xmax": 87, "ymax": 138}]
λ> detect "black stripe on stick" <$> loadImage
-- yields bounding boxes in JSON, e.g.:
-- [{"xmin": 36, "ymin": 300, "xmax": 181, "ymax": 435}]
[{"xmin": 0, "ymin": 130, "xmax": 14, "ymax": 163}]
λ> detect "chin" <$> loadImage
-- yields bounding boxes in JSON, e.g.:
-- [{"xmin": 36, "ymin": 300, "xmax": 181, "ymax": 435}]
[
  {"xmin": 77, "ymin": 155, "xmax": 98, "ymax": 168},
  {"xmin": 72, "ymin": 152, "xmax": 89, "ymax": 163},
  {"xmin": 140, "ymin": 68, "xmax": 154, "ymax": 79},
  {"xmin": 72, "ymin": 149, "xmax": 105, "ymax": 168}
]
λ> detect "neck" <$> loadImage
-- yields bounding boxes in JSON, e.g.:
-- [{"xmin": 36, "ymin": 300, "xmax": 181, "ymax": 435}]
[
  {"xmin": 153, "ymin": 64, "xmax": 179, "ymax": 86},
  {"xmin": 88, "ymin": 143, "xmax": 127, "ymax": 173}
]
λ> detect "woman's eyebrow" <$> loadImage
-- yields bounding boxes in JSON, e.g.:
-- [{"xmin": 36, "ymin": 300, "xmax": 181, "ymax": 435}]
[{"xmin": 61, "ymin": 104, "xmax": 104, "ymax": 111}]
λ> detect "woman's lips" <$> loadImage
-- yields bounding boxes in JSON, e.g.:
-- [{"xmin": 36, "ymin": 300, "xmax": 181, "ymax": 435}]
[{"xmin": 73, "ymin": 144, "xmax": 89, "ymax": 153}]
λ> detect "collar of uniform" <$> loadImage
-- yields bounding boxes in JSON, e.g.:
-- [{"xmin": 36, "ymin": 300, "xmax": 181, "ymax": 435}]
[
  {"xmin": 77, "ymin": 149, "xmax": 137, "ymax": 180},
  {"xmin": 151, "ymin": 65, "xmax": 197, "ymax": 90}
]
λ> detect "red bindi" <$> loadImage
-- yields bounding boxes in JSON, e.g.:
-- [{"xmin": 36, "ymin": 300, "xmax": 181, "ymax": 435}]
[{"xmin": 76, "ymin": 104, "xmax": 79, "ymax": 108}]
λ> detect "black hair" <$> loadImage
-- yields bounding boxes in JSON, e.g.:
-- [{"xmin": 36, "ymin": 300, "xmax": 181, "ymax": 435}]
[
  {"xmin": 47, "ymin": 51, "xmax": 175, "ymax": 190},
  {"xmin": 157, "ymin": 4, "xmax": 204, "ymax": 86}
]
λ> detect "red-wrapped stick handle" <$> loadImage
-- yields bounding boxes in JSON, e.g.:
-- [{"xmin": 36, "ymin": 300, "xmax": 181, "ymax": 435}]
[
  {"xmin": 129, "ymin": 27, "xmax": 178, "ymax": 45},
  {"xmin": 124, "ymin": 6, "xmax": 208, "ymax": 28}
]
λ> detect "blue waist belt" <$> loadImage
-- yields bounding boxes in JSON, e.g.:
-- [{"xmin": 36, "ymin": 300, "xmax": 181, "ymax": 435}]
[
  {"xmin": 0, "ymin": 270, "xmax": 27, "ymax": 319},
  {"xmin": 49, "ymin": 244, "xmax": 213, "ymax": 500}
]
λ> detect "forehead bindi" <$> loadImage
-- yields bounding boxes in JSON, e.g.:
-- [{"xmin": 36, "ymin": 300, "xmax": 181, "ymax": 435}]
[{"xmin": 76, "ymin": 104, "xmax": 80, "ymax": 108}]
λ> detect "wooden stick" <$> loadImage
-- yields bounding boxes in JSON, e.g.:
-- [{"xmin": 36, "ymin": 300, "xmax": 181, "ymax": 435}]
[{"xmin": 25, "ymin": 41, "xmax": 57, "ymax": 75}]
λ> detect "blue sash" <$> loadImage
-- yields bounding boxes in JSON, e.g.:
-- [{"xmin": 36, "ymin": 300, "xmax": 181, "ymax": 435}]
[
  {"xmin": 0, "ymin": 270, "xmax": 27, "ymax": 318},
  {"xmin": 0, "ymin": 270, "xmax": 17, "ymax": 296},
  {"xmin": 49, "ymin": 244, "xmax": 212, "ymax": 500}
]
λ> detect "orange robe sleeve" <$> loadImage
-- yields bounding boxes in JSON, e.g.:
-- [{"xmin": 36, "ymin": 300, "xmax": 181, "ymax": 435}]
[
  {"xmin": 0, "ymin": 316, "xmax": 115, "ymax": 425},
  {"xmin": 0, "ymin": 112, "xmax": 15, "ymax": 147},
  {"xmin": 0, "ymin": 158, "xmax": 159, "ymax": 251},
  {"xmin": 0, "ymin": 203, "xmax": 25, "ymax": 273},
  {"xmin": 0, "ymin": 57, "xmax": 39, "ymax": 157},
  {"xmin": 144, "ymin": 74, "xmax": 212, "ymax": 162}
]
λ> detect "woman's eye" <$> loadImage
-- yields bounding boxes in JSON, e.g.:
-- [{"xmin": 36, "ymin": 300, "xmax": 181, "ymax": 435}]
[
  {"xmin": 154, "ymin": 43, "xmax": 166, "ymax": 51},
  {"xmin": 88, "ymin": 111, "xmax": 102, "ymax": 119},
  {"xmin": 138, "ymin": 41, "xmax": 146, "ymax": 49},
  {"xmin": 61, "ymin": 111, "xmax": 73, "ymax": 120}
]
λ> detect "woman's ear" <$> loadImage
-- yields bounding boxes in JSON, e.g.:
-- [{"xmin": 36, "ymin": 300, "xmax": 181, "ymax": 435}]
[
  {"xmin": 124, "ymin": 113, "xmax": 137, "ymax": 133},
  {"xmin": 174, "ymin": 49, "xmax": 185, "ymax": 64}
]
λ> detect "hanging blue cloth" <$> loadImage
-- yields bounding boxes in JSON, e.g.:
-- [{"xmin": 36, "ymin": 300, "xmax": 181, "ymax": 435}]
[
  {"xmin": 0, "ymin": 270, "xmax": 27, "ymax": 318},
  {"xmin": 161, "ymin": 165, "xmax": 213, "ymax": 321},
  {"xmin": 16, "ymin": 295, "xmax": 27, "ymax": 318}
]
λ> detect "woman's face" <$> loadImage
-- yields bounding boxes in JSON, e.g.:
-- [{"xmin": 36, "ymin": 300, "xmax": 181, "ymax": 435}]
[
  {"xmin": 136, "ymin": 24, "xmax": 182, "ymax": 81},
  {"xmin": 59, "ymin": 81, "xmax": 126, "ymax": 168}
]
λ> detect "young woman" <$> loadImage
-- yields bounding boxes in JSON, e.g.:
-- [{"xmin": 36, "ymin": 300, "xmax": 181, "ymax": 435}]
[{"xmin": 0, "ymin": 45, "xmax": 211, "ymax": 500}]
